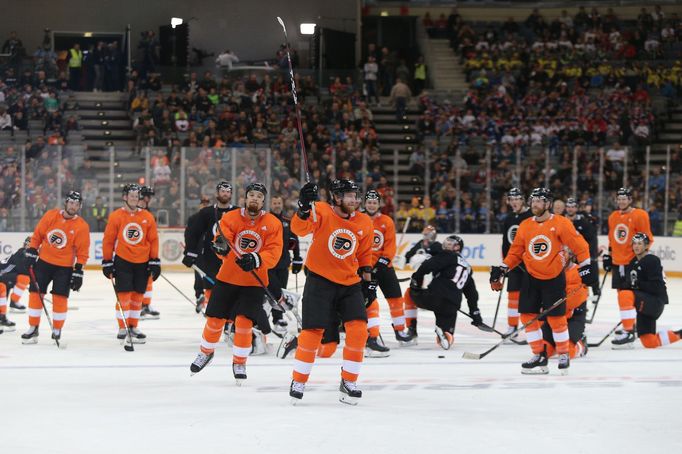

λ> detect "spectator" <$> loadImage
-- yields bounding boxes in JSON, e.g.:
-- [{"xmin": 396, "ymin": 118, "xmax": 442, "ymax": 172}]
[
  {"xmin": 363, "ymin": 56, "xmax": 379, "ymax": 105},
  {"xmin": 389, "ymin": 78, "xmax": 412, "ymax": 120},
  {"xmin": 68, "ymin": 43, "xmax": 83, "ymax": 90},
  {"xmin": 216, "ymin": 49, "xmax": 239, "ymax": 70}
]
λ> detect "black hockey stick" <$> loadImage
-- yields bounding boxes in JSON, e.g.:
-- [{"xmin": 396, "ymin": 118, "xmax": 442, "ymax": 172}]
[
  {"xmin": 110, "ymin": 277, "xmax": 135, "ymax": 352},
  {"xmin": 587, "ymin": 321, "xmax": 622, "ymax": 348},
  {"xmin": 159, "ymin": 273, "xmax": 205, "ymax": 315},
  {"xmin": 27, "ymin": 266, "xmax": 62, "ymax": 349},
  {"xmin": 491, "ymin": 274, "xmax": 506, "ymax": 331},
  {"xmin": 587, "ymin": 270, "xmax": 609, "ymax": 324},
  {"xmin": 456, "ymin": 308, "xmax": 527, "ymax": 344},
  {"xmin": 463, "ymin": 284, "xmax": 586, "ymax": 360}
]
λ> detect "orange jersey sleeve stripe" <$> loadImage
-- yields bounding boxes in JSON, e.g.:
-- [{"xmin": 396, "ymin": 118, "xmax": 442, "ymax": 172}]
[
  {"xmin": 504, "ymin": 214, "xmax": 590, "ymax": 280},
  {"xmin": 215, "ymin": 209, "xmax": 283, "ymax": 287},
  {"xmin": 102, "ymin": 208, "xmax": 159, "ymax": 263},
  {"xmin": 292, "ymin": 202, "xmax": 373, "ymax": 285},
  {"xmin": 31, "ymin": 209, "xmax": 91, "ymax": 267},
  {"xmin": 371, "ymin": 214, "xmax": 397, "ymax": 265},
  {"xmin": 608, "ymin": 208, "xmax": 653, "ymax": 265}
]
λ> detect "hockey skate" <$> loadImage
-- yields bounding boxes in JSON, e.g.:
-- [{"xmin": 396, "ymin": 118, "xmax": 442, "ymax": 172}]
[
  {"xmin": 339, "ymin": 379, "xmax": 362, "ymax": 405},
  {"xmin": 21, "ymin": 326, "xmax": 39, "ymax": 344},
  {"xmin": 393, "ymin": 324, "xmax": 417, "ymax": 346},
  {"xmin": 435, "ymin": 327, "xmax": 453, "ymax": 350},
  {"xmin": 51, "ymin": 329, "xmax": 61, "ymax": 341},
  {"xmin": 365, "ymin": 336, "xmax": 390, "ymax": 358},
  {"xmin": 521, "ymin": 350, "xmax": 549, "ymax": 375},
  {"xmin": 0, "ymin": 314, "xmax": 16, "ymax": 332},
  {"xmin": 557, "ymin": 353, "xmax": 570, "ymax": 375},
  {"xmin": 289, "ymin": 380, "xmax": 305, "ymax": 404},
  {"xmin": 9, "ymin": 301, "xmax": 26, "ymax": 313},
  {"xmin": 129, "ymin": 327, "xmax": 147, "ymax": 344},
  {"xmin": 250, "ymin": 328, "xmax": 267, "ymax": 356},
  {"xmin": 140, "ymin": 304, "xmax": 160, "ymax": 320},
  {"xmin": 116, "ymin": 328, "xmax": 128, "ymax": 341},
  {"xmin": 276, "ymin": 333, "xmax": 298, "ymax": 359},
  {"xmin": 503, "ymin": 326, "xmax": 521, "ymax": 344},
  {"xmin": 232, "ymin": 363, "xmax": 247, "ymax": 386},
  {"xmin": 190, "ymin": 351, "xmax": 214, "ymax": 375},
  {"xmin": 611, "ymin": 330, "xmax": 635, "ymax": 349}
]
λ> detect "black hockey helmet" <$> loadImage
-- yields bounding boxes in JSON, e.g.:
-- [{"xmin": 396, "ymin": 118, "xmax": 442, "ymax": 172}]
[
  {"xmin": 507, "ymin": 187, "xmax": 524, "ymax": 199},
  {"xmin": 364, "ymin": 189, "xmax": 381, "ymax": 202},
  {"xmin": 566, "ymin": 197, "xmax": 578, "ymax": 207},
  {"xmin": 65, "ymin": 190, "xmax": 83, "ymax": 204},
  {"xmin": 122, "ymin": 183, "xmax": 141, "ymax": 196},
  {"xmin": 330, "ymin": 179, "xmax": 359, "ymax": 204},
  {"xmin": 140, "ymin": 186, "xmax": 155, "ymax": 198},
  {"xmin": 443, "ymin": 234, "xmax": 464, "ymax": 251},
  {"xmin": 632, "ymin": 232, "xmax": 651, "ymax": 246},
  {"xmin": 216, "ymin": 180, "xmax": 233, "ymax": 192},
  {"xmin": 245, "ymin": 182, "xmax": 267, "ymax": 197},
  {"xmin": 529, "ymin": 187, "xmax": 553, "ymax": 203},
  {"xmin": 617, "ymin": 187, "xmax": 632, "ymax": 198}
]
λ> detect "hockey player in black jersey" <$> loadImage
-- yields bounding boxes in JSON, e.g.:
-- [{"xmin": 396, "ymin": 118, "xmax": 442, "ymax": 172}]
[
  {"xmin": 500, "ymin": 188, "xmax": 533, "ymax": 335},
  {"xmin": 611, "ymin": 233, "xmax": 681, "ymax": 349},
  {"xmin": 182, "ymin": 181, "xmax": 237, "ymax": 313},
  {"xmin": 565, "ymin": 198, "xmax": 601, "ymax": 297},
  {"xmin": 403, "ymin": 235, "xmax": 483, "ymax": 350},
  {"xmin": 404, "ymin": 225, "xmax": 442, "ymax": 269}
]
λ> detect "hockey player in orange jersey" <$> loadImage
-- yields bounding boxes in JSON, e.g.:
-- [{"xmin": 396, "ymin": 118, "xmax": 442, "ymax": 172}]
[
  {"xmin": 363, "ymin": 189, "xmax": 415, "ymax": 357},
  {"xmin": 20, "ymin": 191, "xmax": 90, "ymax": 344},
  {"xmin": 102, "ymin": 184, "xmax": 160, "ymax": 345},
  {"xmin": 604, "ymin": 187, "xmax": 654, "ymax": 348},
  {"xmin": 288, "ymin": 179, "xmax": 375, "ymax": 405},
  {"xmin": 189, "ymin": 183, "xmax": 283, "ymax": 384},
  {"xmin": 137, "ymin": 186, "xmax": 161, "ymax": 320},
  {"xmin": 490, "ymin": 188, "xmax": 597, "ymax": 375}
]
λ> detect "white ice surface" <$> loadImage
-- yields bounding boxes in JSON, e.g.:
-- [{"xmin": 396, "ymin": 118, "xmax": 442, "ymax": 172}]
[{"xmin": 2, "ymin": 271, "xmax": 681, "ymax": 453}]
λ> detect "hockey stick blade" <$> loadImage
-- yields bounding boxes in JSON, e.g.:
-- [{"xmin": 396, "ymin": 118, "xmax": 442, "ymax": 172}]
[
  {"xmin": 587, "ymin": 321, "xmax": 622, "ymax": 347},
  {"xmin": 462, "ymin": 351, "xmax": 484, "ymax": 360}
]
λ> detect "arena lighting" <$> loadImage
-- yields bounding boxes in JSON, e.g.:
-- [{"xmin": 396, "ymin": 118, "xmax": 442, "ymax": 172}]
[
  {"xmin": 300, "ymin": 23, "xmax": 316, "ymax": 35},
  {"xmin": 171, "ymin": 17, "xmax": 184, "ymax": 29}
]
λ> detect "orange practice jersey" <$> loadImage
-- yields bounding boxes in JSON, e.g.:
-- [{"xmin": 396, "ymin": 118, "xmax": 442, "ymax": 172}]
[
  {"xmin": 215, "ymin": 208, "xmax": 283, "ymax": 287},
  {"xmin": 292, "ymin": 202, "xmax": 373, "ymax": 286},
  {"xmin": 370, "ymin": 213, "xmax": 396, "ymax": 266},
  {"xmin": 102, "ymin": 207, "xmax": 159, "ymax": 264},
  {"xmin": 30, "ymin": 209, "xmax": 90, "ymax": 267},
  {"xmin": 608, "ymin": 208, "xmax": 653, "ymax": 265},
  {"xmin": 504, "ymin": 214, "xmax": 590, "ymax": 280},
  {"xmin": 564, "ymin": 263, "xmax": 588, "ymax": 314}
]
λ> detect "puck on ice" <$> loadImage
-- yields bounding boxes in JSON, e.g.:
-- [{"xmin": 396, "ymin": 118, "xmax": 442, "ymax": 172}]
[{"xmin": 438, "ymin": 355, "xmax": 445, "ymax": 358}]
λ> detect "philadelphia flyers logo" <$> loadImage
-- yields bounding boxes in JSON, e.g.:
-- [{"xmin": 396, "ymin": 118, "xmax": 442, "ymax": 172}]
[
  {"xmin": 614, "ymin": 223, "xmax": 629, "ymax": 245},
  {"xmin": 528, "ymin": 234, "xmax": 552, "ymax": 260},
  {"xmin": 506, "ymin": 225, "xmax": 519, "ymax": 244},
  {"xmin": 123, "ymin": 223, "xmax": 144, "ymax": 245},
  {"xmin": 328, "ymin": 228, "xmax": 357, "ymax": 259},
  {"xmin": 372, "ymin": 229, "xmax": 384, "ymax": 252},
  {"xmin": 46, "ymin": 229, "xmax": 67, "ymax": 249},
  {"xmin": 235, "ymin": 230, "xmax": 262, "ymax": 254}
]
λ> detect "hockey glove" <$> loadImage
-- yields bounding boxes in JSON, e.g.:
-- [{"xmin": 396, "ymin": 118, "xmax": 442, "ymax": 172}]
[
  {"xmin": 182, "ymin": 251, "xmax": 198, "ymax": 268},
  {"xmin": 24, "ymin": 247, "xmax": 39, "ymax": 264},
  {"xmin": 297, "ymin": 182, "xmax": 319, "ymax": 219},
  {"xmin": 70, "ymin": 263, "xmax": 84, "ymax": 291},
  {"xmin": 291, "ymin": 257, "xmax": 304, "ymax": 274},
  {"xmin": 579, "ymin": 262, "xmax": 597, "ymax": 287},
  {"xmin": 602, "ymin": 253, "xmax": 612, "ymax": 272},
  {"xmin": 211, "ymin": 236, "xmax": 230, "ymax": 256},
  {"xmin": 470, "ymin": 309, "xmax": 483, "ymax": 327},
  {"xmin": 489, "ymin": 265, "xmax": 508, "ymax": 291},
  {"xmin": 409, "ymin": 276, "xmax": 423, "ymax": 291},
  {"xmin": 375, "ymin": 256, "xmax": 390, "ymax": 271},
  {"xmin": 148, "ymin": 258, "xmax": 161, "ymax": 281},
  {"xmin": 236, "ymin": 252, "xmax": 261, "ymax": 272},
  {"xmin": 362, "ymin": 278, "xmax": 378, "ymax": 307},
  {"xmin": 102, "ymin": 259, "xmax": 115, "ymax": 279}
]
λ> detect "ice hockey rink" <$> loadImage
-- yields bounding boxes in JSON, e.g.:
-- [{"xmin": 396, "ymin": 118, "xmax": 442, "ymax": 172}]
[{"xmin": 2, "ymin": 270, "xmax": 681, "ymax": 453}]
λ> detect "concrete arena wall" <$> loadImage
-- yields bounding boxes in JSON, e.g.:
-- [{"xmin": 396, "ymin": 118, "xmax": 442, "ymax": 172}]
[{"xmin": 2, "ymin": 232, "xmax": 681, "ymax": 276}]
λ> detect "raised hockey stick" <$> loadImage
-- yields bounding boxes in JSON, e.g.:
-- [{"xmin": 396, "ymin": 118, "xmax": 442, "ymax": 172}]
[
  {"xmin": 27, "ymin": 266, "xmax": 63, "ymax": 350},
  {"xmin": 159, "ymin": 273, "xmax": 205, "ymax": 315},
  {"xmin": 491, "ymin": 274, "xmax": 506, "ymax": 331},
  {"xmin": 277, "ymin": 16, "xmax": 316, "ymax": 222},
  {"xmin": 587, "ymin": 321, "xmax": 622, "ymax": 348},
  {"xmin": 110, "ymin": 277, "xmax": 135, "ymax": 352},
  {"xmin": 463, "ymin": 284, "xmax": 586, "ymax": 360},
  {"xmin": 587, "ymin": 270, "xmax": 609, "ymax": 324}
]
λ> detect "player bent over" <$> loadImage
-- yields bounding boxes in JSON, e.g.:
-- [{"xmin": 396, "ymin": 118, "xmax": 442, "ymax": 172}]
[
  {"xmin": 490, "ymin": 188, "xmax": 596, "ymax": 375},
  {"xmin": 614, "ymin": 233, "xmax": 681, "ymax": 349},
  {"xmin": 189, "ymin": 183, "xmax": 282, "ymax": 384},
  {"xmin": 21, "ymin": 191, "xmax": 90, "ymax": 343},
  {"xmin": 288, "ymin": 179, "xmax": 374, "ymax": 405},
  {"xmin": 102, "ymin": 184, "xmax": 160, "ymax": 344}
]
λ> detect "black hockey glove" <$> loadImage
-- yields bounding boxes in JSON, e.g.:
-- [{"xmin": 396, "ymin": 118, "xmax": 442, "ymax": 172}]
[
  {"xmin": 24, "ymin": 247, "xmax": 39, "ymax": 264},
  {"xmin": 70, "ymin": 263, "xmax": 84, "ymax": 291},
  {"xmin": 470, "ymin": 309, "xmax": 483, "ymax": 327},
  {"xmin": 148, "ymin": 258, "xmax": 161, "ymax": 281},
  {"xmin": 236, "ymin": 252, "xmax": 261, "ymax": 272},
  {"xmin": 375, "ymin": 256, "xmax": 390, "ymax": 271},
  {"xmin": 489, "ymin": 265, "xmax": 508, "ymax": 291},
  {"xmin": 102, "ymin": 259, "xmax": 115, "ymax": 279},
  {"xmin": 211, "ymin": 236, "xmax": 230, "ymax": 256},
  {"xmin": 182, "ymin": 251, "xmax": 198, "ymax": 268},
  {"xmin": 409, "ymin": 276, "xmax": 423, "ymax": 291},
  {"xmin": 579, "ymin": 262, "xmax": 597, "ymax": 287},
  {"xmin": 297, "ymin": 182, "xmax": 319, "ymax": 219},
  {"xmin": 291, "ymin": 257, "xmax": 304, "ymax": 274},
  {"xmin": 602, "ymin": 253, "xmax": 612, "ymax": 272},
  {"xmin": 362, "ymin": 278, "xmax": 378, "ymax": 307}
]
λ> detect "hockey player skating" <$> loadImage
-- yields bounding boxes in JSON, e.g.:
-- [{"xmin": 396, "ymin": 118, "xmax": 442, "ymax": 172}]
[
  {"xmin": 21, "ymin": 191, "xmax": 90, "ymax": 344},
  {"xmin": 403, "ymin": 235, "xmax": 483, "ymax": 350},
  {"xmin": 490, "ymin": 188, "xmax": 596, "ymax": 375},
  {"xmin": 137, "ymin": 186, "xmax": 161, "ymax": 320},
  {"xmin": 102, "ymin": 184, "xmax": 160, "ymax": 344},
  {"xmin": 182, "ymin": 181, "xmax": 237, "ymax": 314},
  {"xmin": 604, "ymin": 188, "xmax": 654, "ymax": 346},
  {"xmin": 611, "ymin": 233, "xmax": 681, "ymax": 349},
  {"xmin": 500, "ymin": 187, "xmax": 532, "ymax": 336},
  {"xmin": 288, "ymin": 179, "xmax": 374, "ymax": 405},
  {"xmin": 189, "ymin": 183, "xmax": 282, "ymax": 384},
  {"xmin": 363, "ymin": 190, "xmax": 415, "ymax": 357}
]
